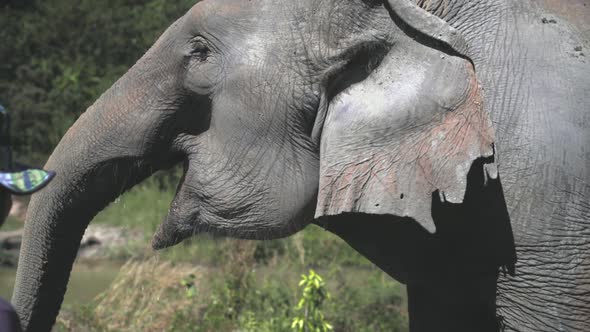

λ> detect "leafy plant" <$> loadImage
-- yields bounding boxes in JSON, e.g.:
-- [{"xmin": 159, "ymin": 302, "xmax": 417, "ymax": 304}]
[
  {"xmin": 291, "ymin": 270, "xmax": 333, "ymax": 332},
  {"xmin": 180, "ymin": 273, "xmax": 198, "ymax": 299}
]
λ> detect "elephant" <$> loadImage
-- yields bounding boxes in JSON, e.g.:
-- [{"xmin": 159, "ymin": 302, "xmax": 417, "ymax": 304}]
[{"xmin": 11, "ymin": 0, "xmax": 590, "ymax": 331}]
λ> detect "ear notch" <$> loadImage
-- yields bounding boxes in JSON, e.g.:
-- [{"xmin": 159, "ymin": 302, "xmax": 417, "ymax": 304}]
[{"xmin": 315, "ymin": 23, "xmax": 496, "ymax": 232}]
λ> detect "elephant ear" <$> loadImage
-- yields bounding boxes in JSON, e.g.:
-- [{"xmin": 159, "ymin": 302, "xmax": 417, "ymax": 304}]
[{"xmin": 315, "ymin": 0, "xmax": 497, "ymax": 233}]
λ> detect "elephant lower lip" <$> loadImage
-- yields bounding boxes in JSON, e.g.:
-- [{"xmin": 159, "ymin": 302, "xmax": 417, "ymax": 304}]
[
  {"xmin": 151, "ymin": 234, "xmax": 177, "ymax": 250},
  {"xmin": 153, "ymin": 190, "xmax": 203, "ymax": 249},
  {"xmin": 151, "ymin": 220, "xmax": 198, "ymax": 250}
]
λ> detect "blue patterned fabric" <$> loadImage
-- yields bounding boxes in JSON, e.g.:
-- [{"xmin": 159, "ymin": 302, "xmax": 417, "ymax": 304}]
[
  {"xmin": 0, "ymin": 104, "xmax": 55, "ymax": 195},
  {"xmin": 0, "ymin": 169, "xmax": 55, "ymax": 195}
]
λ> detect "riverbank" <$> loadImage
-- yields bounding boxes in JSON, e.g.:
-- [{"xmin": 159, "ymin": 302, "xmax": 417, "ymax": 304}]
[
  {"xmin": 0, "ymin": 260, "xmax": 122, "ymax": 308},
  {"xmin": 0, "ymin": 224, "xmax": 144, "ymax": 268}
]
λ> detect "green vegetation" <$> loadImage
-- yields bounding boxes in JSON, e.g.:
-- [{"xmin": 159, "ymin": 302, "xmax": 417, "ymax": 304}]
[
  {"xmin": 0, "ymin": 216, "xmax": 22, "ymax": 231},
  {"xmin": 291, "ymin": 270, "xmax": 333, "ymax": 332},
  {"xmin": 54, "ymin": 249, "xmax": 408, "ymax": 332},
  {"xmin": 1, "ymin": 0, "xmax": 196, "ymax": 165}
]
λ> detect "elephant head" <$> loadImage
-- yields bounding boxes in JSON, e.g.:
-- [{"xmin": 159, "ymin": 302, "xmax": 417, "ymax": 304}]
[{"xmin": 13, "ymin": 0, "xmax": 509, "ymax": 330}]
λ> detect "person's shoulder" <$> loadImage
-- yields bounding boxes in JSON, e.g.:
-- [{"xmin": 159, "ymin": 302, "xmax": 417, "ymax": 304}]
[
  {"xmin": 0, "ymin": 297, "xmax": 23, "ymax": 332},
  {"xmin": 0, "ymin": 297, "xmax": 15, "ymax": 312}
]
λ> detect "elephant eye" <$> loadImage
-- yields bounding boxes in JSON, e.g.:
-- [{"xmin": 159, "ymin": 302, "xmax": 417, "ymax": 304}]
[{"xmin": 189, "ymin": 38, "xmax": 211, "ymax": 61}]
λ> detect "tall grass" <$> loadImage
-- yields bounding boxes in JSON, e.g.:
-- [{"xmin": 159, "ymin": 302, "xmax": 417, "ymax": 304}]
[{"xmin": 56, "ymin": 259, "xmax": 407, "ymax": 331}]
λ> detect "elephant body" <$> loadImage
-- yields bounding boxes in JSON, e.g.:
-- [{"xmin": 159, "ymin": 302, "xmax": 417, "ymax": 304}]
[
  {"xmin": 402, "ymin": 0, "xmax": 590, "ymax": 330},
  {"xmin": 468, "ymin": 1, "xmax": 590, "ymax": 330},
  {"xmin": 444, "ymin": 1, "xmax": 590, "ymax": 329},
  {"xmin": 12, "ymin": 0, "xmax": 590, "ymax": 331}
]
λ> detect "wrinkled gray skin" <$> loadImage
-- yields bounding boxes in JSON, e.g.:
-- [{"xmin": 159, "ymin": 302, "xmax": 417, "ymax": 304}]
[{"xmin": 12, "ymin": 0, "xmax": 590, "ymax": 331}]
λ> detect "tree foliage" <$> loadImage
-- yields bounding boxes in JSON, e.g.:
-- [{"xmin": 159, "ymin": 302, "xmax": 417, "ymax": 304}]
[{"xmin": 0, "ymin": 0, "xmax": 196, "ymax": 165}]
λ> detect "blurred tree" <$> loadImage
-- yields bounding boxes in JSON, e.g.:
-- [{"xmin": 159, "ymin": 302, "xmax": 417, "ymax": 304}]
[{"xmin": 0, "ymin": 0, "xmax": 197, "ymax": 165}]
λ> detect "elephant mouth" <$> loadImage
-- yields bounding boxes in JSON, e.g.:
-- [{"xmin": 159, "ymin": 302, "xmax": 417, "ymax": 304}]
[
  {"xmin": 151, "ymin": 225, "xmax": 191, "ymax": 250},
  {"xmin": 151, "ymin": 206, "xmax": 203, "ymax": 250},
  {"xmin": 151, "ymin": 165, "xmax": 203, "ymax": 250}
]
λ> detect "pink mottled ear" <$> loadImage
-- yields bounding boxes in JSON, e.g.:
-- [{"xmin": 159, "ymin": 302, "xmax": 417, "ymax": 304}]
[{"xmin": 315, "ymin": 37, "xmax": 497, "ymax": 232}]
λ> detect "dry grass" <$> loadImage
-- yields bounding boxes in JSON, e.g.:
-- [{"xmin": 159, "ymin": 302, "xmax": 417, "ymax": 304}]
[
  {"xmin": 56, "ymin": 258, "xmax": 211, "ymax": 332},
  {"xmin": 48, "ymin": 210, "xmax": 409, "ymax": 332}
]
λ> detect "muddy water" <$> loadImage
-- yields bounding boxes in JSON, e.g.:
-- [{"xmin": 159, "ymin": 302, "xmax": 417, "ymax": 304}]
[{"xmin": 0, "ymin": 260, "xmax": 122, "ymax": 306}]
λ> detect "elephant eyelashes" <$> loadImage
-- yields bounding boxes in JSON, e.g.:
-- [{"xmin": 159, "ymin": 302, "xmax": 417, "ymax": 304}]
[{"xmin": 189, "ymin": 39, "xmax": 211, "ymax": 61}]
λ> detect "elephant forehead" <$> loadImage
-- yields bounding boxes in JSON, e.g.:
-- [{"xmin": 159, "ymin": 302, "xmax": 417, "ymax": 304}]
[
  {"xmin": 187, "ymin": 0, "xmax": 286, "ymax": 52},
  {"xmin": 185, "ymin": 0, "xmax": 366, "ymax": 64},
  {"xmin": 187, "ymin": 0, "xmax": 333, "ymax": 32},
  {"xmin": 188, "ymin": 0, "xmax": 284, "ymax": 23},
  {"xmin": 188, "ymin": 0, "xmax": 246, "ymax": 19},
  {"xmin": 187, "ymin": 0, "xmax": 258, "ymax": 35}
]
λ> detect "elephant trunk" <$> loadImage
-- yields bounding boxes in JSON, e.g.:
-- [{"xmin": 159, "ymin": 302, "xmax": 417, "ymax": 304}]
[{"xmin": 11, "ymin": 67, "xmax": 181, "ymax": 331}]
